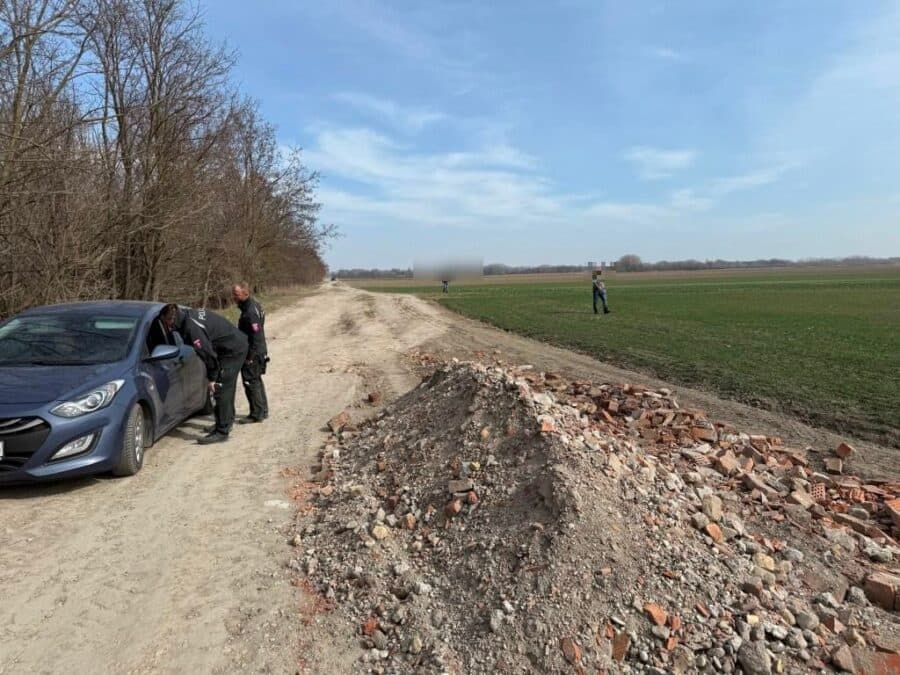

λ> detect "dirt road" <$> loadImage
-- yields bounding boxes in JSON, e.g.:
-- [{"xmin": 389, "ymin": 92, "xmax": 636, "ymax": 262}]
[
  {"xmin": 1, "ymin": 284, "xmax": 894, "ymax": 674},
  {"xmin": 0, "ymin": 285, "xmax": 440, "ymax": 674}
]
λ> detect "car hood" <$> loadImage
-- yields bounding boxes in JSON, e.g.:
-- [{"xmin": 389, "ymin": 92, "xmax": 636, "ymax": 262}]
[{"xmin": 0, "ymin": 363, "xmax": 128, "ymax": 405}]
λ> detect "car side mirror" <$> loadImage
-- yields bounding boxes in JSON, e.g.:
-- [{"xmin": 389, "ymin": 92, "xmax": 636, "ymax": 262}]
[{"xmin": 147, "ymin": 344, "xmax": 180, "ymax": 362}]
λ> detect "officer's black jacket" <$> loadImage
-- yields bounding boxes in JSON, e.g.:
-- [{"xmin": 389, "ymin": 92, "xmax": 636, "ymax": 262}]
[
  {"xmin": 176, "ymin": 307, "xmax": 248, "ymax": 381},
  {"xmin": 237, "ymin": 296, "xmax": 267, "ymax": 361}
]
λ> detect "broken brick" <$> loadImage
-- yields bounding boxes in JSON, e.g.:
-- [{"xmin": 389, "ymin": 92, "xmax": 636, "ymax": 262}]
[
  {"xmin": 611, "ymin": 632, "xmax": 630, "ymax": 662},
  {"xmin": 788, "ymin": 490, "xmax": 816, "ymax": 509},
  {"xmin": 834, "ymin": 442, "xmax": 855, "ymax": 459},
  {"xmin": 644, "ymin": 603, "xmax": 668, "ymax": 626},
  {"xmin": 864, "ymin": 571, "xmax": 900, "ymax": 611},
  {"xmin": 328, "ymin": 411, "xmax": 350, "ymax": 433},
  {"xmin": 447, "ymin": 479, "xmax": 475, "ymax": 494},
  {"xmin": 705, "ymin": 523, "xmax": 724, "ymax": 543},
  {"xmin": 715, "ymin": 451, "xmax": 740, "ymax": 476},
  {"xmin": 561, "ymin": 638, "xmax": 582, "ymax": 664},
  {"xmin": 885, "ymin": 498, "xmax": 900, "ymax": 530},
  {"xmin": 824, "ymin": 457, "xmax": 843, "ymax": 474},
  {"xmin": 692, "ymin": 422, "xmax": 718, "ymax": 443},
  {"xmin": 822, "ymin": 616, "xmax": 845, "ymax": 634},
  {"xmin": 810, "ymin": 482, "xmax": 827, "ymax": 502}
]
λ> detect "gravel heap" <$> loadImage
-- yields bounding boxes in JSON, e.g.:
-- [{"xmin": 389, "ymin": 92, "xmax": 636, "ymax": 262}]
[{"xmin": 291, "ymin": 359, "xmax": 900, "ymax": 674}]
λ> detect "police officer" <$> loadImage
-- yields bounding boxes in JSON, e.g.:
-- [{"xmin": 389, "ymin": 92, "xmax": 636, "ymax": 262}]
[
  {"xmin": 231, "ymin": 282, "xmax": 269, "ymax": 423},
  {"xmin": 161, "ymin": 303, "xmax": 248, "ymax": 444}
]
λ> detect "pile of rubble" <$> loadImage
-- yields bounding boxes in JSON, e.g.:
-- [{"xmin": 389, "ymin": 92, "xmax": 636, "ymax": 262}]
[{"xmin": 291, "ymin": 359, "xmax": 900, "ymax": 674}]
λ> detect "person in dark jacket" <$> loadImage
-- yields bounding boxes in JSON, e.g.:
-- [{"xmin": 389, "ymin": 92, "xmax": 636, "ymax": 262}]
[
  {"xmin": 231, "ymin": 282, "xmax": 269, "ymax": 423},
  {"xmin": 161, "ymin": 303, "xmax": 248, "ymax": 444}
]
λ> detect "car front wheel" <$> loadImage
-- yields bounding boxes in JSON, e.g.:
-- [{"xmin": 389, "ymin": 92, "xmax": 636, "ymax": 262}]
[{"xmin": 112, "ymin": 403, "xmax": 146, "ymax": 476}]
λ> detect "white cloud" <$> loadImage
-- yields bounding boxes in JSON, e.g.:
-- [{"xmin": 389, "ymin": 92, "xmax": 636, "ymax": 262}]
[
  {"xmin": 305, "ymin": 126, "xmax": 569, "ymax": 233},
  {"xmin": 308, "ymin": 124, "xmax": 800, "ymax": 241},
  {"xmin": 333, "ymin": 92, "xmax": 445, "ymax": 132},
  {"xmin": 624, "ymin": 146, "xmax": 696, "ymax": 179},
  {"xmin": 709, "ymin": 164, "xmax": 795, "ymax": 196},
  {"xmin": 649, "ymin": 46, "xmax": 690, "ymax": 63},
  {"xmin": 668, "ymin": 188, "xmax": 713, "ymax": 212}
]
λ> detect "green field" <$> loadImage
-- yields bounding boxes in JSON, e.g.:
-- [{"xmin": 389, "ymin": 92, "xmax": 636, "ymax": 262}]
[{"xmin": 356, "ymin": 267, "xmax": 900, "ymax": 446}]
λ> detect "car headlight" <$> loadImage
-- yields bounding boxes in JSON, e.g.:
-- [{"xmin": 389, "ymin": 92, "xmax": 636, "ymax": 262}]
[{"xmin": 51, "ymin": 380, "xmax": 125, "ymax": 418}]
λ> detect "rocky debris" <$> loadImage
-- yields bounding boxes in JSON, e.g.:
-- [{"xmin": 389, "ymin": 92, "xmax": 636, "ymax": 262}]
[
  {"xmin": 328, "ymin": 410, "xmax": 351, "ymax": 433},
  {"xmin": 864, "ymin": 571, "xmax": 900, "ymax": 610},
  {"xmin": 293, "ymin": 359, "xmax": 900, "ymax": 674}
]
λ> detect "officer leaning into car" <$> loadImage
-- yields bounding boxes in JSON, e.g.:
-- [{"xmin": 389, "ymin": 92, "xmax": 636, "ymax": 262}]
[
  {"xmin": 231, "ymin": 282, "xmax": 269, "ymax": 424},
  {"xmin": 160, "ymin": 303, "xmax": 248, "ymax": 445}
]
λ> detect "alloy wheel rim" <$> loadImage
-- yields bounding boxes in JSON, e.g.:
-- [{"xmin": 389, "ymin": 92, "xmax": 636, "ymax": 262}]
[{"xmin": 134, "ymin": 412, "xmax": 144, "ymax": 463}]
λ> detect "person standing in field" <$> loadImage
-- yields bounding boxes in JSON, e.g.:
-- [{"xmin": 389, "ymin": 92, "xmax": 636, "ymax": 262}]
[
  {"xmin": 232, "ymin": 282, "xmax": 269, "ymax": 424},
  {"xmin": 592, "ymin": 270, "xmax": 610, "ymax": 314}
]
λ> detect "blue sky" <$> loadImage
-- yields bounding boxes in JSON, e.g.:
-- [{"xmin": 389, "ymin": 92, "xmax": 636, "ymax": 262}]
[{"xmin": 199, "ymin": 0, "xmax": 900, "ymax": 269}]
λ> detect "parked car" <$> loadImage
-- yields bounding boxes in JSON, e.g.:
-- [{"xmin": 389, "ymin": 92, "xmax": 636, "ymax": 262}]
[{"xmin": 0, "ymin": 301, "xmax": 211, "ymax": 484}]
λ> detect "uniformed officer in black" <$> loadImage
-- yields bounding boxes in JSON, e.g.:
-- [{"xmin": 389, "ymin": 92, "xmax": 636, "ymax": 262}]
[
  {"xmin": 161, "ymin": 303, "xmax": 248, "ymax": 444},
  {"xmin": 231, "ymin": 282, "xmax": 269, "ymax": 423}
]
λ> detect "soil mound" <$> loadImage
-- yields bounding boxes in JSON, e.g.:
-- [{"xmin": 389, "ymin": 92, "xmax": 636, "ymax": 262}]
[{"xmin": 293, "ymin": 361, "xmax": 900, "ymax": 674}]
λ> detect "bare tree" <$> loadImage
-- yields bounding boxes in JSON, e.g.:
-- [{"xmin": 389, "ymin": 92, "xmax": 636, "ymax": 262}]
[{"xmin": 0, "ymin": 0, "xmax": 332, "ymax": 319}]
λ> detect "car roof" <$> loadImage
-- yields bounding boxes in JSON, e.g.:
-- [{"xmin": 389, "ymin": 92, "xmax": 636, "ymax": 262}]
[{"xmin": 17, "ymin": 300, "xmax": 165, "ymax": 319}]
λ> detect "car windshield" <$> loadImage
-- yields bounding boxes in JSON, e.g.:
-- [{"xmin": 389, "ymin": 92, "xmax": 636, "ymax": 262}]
[{"xmin": 0, "ymin": 313, "xmax": 139, "ymax": 365}]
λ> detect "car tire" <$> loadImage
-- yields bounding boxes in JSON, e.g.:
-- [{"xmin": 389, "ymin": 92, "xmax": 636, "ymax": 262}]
[{"xmin": 112, "ymin": 403, "xmax": 146, "ymax": 477}]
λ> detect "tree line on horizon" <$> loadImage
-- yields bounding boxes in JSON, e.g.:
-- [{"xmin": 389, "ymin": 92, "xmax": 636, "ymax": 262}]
[
  {"xmin": 1, "ymin": 0, "xmax": 333, "ymax": 318},
  {"xmin": 335, "ymin": 255, "xmax": 900, "ymax": 279}
]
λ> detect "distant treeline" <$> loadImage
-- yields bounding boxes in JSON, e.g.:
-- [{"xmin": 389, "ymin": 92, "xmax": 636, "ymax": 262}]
[
  {"xmin": 336, "ymin": 268, "xmax": 415, "ymax": 279},
  {"xmin": 336, "ymin": 256, "xmax": 900, "ymax": 279},
  {"xmin": 613, "ymin": 254, "xmax": 900, "ymax": 273}
]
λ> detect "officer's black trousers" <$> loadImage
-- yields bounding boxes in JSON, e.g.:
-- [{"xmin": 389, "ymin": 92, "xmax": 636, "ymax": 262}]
[
  {"xmin": 215, "ymin": 351, "xmax": 246, "ymax": 434},
  {"xmin": 241, "ymin": 358, "xmax": 269, "ymax": 421}
]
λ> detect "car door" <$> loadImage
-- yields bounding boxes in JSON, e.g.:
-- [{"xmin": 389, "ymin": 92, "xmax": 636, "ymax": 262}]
[
  {"xmin": 174, "ymin": 332, "xmax": 207, "ymax": 420},
  {"xmin": 142, "ymin": 342, "xmax": 184, "ymax": 432}
]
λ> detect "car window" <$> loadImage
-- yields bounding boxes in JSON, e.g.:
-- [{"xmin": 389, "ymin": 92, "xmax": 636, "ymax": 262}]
[
  {"xmin": 0, "ymin": 313, "xmax": 139, "ymax": 365},
  {"xmin": 145, "ymin": 313, "xmax": 176, "ymax": 354}
]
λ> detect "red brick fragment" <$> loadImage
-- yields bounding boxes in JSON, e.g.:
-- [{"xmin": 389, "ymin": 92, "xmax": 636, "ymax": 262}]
[
  {"xmin": 561, "ymin": 638, "xmax": 582, "ymax": 664},
  {"xmin": 705, "ymin": 523, "xmax": 724, "ymax": 543},
  {"xmin": 835, "ymin": 442, "xmax": 855, "ymax": 459},
  {"xmin": 864, "ymin": 571, "xmax": 900, "ymax": 611},
  {"xmin": 611, "ymin": 632, "xmax": 630, "ymax": 662},
  {"xmin": 644, "ymin": 603, "xmax": 667, "ymax": 626}
]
